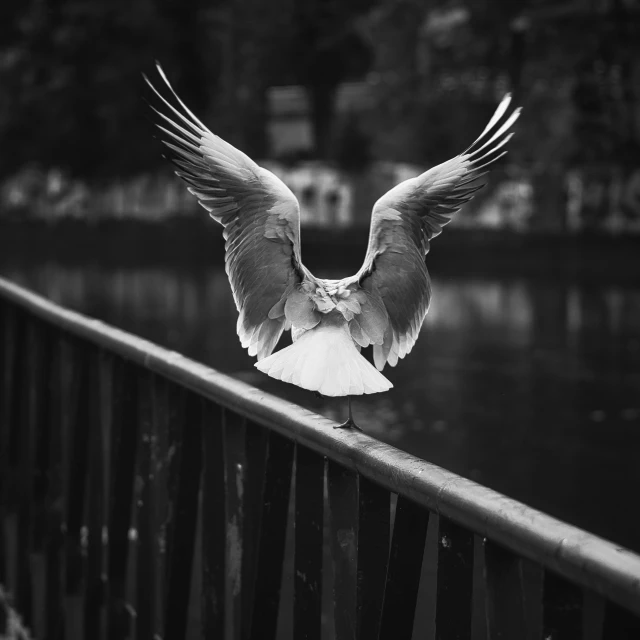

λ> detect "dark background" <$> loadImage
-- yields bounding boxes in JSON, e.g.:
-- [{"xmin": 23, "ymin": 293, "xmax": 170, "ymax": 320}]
[{"xmin": 1, "ymin": 0, "xmax": 640, "ymax": 564}]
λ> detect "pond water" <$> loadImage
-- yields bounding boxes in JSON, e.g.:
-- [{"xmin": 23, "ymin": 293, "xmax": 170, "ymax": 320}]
[{"xmin": 3, "ymin": 263, "xmax": 640, "ymax": 553}]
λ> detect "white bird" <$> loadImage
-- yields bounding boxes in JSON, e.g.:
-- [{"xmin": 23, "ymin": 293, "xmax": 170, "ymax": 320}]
[{"xmin": 145, "ymin": 64, "xmax": 521, "ymax": 429}]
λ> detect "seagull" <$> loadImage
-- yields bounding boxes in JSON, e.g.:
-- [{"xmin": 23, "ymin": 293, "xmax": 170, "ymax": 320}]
[{"xmin": 145, "ymin": 64, "xmax": 521, "ymax": 430}]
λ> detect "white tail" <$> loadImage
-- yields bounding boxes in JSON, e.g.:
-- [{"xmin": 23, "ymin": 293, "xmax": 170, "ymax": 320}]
[{"xmin": 255, "ymin": 322, "xmax": 393, "ymax": 397}]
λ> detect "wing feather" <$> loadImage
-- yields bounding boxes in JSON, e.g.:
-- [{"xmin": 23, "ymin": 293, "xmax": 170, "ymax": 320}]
[
  {"xmin": 145, "ymin": 63, "xmax": 312, "ymax": 360},
  {"xmin": 357, "ymin": 94, "xmax": 521, "ymax": 370}
]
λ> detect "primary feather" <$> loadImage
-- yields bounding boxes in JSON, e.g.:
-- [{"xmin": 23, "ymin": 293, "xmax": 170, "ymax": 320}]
[
  {"xmin": 144, "ymin": 64, "xmax": 312, "ymax": 361},
  {"xmin": 356, "ymin": 94, "xmax": 522, "ymax": 370},
  {"xmin": 146, "ymin": 63, "xmax": 521, "ymax": 395}
]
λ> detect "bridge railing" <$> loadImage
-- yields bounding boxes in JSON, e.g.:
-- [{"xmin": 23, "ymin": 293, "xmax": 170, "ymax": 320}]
[{"xmin": 1, "ymin": 276, "xmax": 639, "ymax": 640}]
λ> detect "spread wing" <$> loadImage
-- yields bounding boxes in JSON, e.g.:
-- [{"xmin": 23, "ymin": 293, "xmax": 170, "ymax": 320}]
[
  {"xmin": 145, "ymin": 64, "xmax": 312, "ymax": 360},
  {"xmin": 356, "ymin": 94, "xmax": 522, "ymax": 370}
]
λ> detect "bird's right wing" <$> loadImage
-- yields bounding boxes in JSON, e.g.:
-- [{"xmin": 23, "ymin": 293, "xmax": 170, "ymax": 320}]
[
  {"xmin": 145, "ymin": 64, "xmax": 313, "ymax": 360},
  {"xmin": 355, "ymin": 94, "xmax": 521, "ymax": 370}
]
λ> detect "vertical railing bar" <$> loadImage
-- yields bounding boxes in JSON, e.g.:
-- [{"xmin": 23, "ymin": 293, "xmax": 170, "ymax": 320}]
[
  {"xmin": 519, "ymin": 559, "xmax": 544, "ymax": 640},
  {"xmin": 45, "ymin": 331, "xmax": 64, "ymax": 639},
  {"xmin": 483, "ymin": 539, "xmax": 528, "ymax": 640},
  {"xmin": 15, "ymin": 316, "xmax": 39, "ymax": 623},
  {"xmin": 64, "ymin": 338, "xmax": 94, "ymax": 639},
  {"xmin": 543, "ymin": 569, "xmax": 583, "ymax": 639},
  {"xmin": 32, "ymin": 322, "xmax": 54, "ymax": 551},
  {"xmin": 163, "ymin": 382, "xmax": 184, "ymax": 585},
  {"xmin": 151, "ymin": 375, "xmax": 170, "ymax": 638},
  {"xmin": 0, "ymin": 302, "xmax": 15, "ymax": 586},
  {"xmin": 163, "ymin": 390, "xmax": 203, "ymax": 640},
  {"xmin": 201, "ymin": 400, "xmax": 226, "ymax": 638},
  {"xmin": 327, "ymin": 461, "xmax": 358, "ymax": 640},
  {"xmin": 83, "ymin": 349, "xmax": 109, "ymax": 640},
  {"xmin": 241, "ymin": 419, "xmax": 269, "ymax": 640},
  {"xmin": 379, "ymin": 495, "xmax": 430, "ymax": 640},
  {"xmin": 356, "ymin": 476, "xmax": 390, "ymax": 640},
  {"xmin": 222, "ymin": 408, "xmax": 246, "ymax": 640},
  {"xmin": 293, "ymin": 445, "xmax": 325, "ymax": 640},
  {"xmin": 106, "ymin": 358, "xmax": 140, "ymax": 640},
  {"xmin": 435, "ymin": 516, "xmax": 474, "ymax": 640},
  {"xmin": 29, "ymin": 319, "xmax": 55, "ymax": 638},
  {"xmin": 136, "ymin": 369, "xmax": 156, "ymax": 640},
  {"xmin": 3, "ymin": 306, "xmax": 26, "ymax": 599},
  {"xmin": 249, "ymin": 430, "xmax": 295, "ymax": 640},
  {"xmin": 582, "ymin": 589, "xmax": 604, "ymax": 640}
]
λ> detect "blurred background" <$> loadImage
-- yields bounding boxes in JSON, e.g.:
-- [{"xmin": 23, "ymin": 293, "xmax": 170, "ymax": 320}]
[{"xmin": 1, "ymin": 0, "xmax": 639, "ymax": 557}]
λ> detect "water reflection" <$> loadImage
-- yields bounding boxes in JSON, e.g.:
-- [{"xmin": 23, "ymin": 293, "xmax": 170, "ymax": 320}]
[{"xmin": 4, "ymin": 264, "xmax": 640, "ymax": 551}]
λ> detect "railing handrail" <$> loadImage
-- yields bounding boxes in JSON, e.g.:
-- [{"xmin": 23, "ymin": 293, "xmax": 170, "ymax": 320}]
[{"xmin": 1, "ymin": 275, "xmax": 639, "ymax": 617}]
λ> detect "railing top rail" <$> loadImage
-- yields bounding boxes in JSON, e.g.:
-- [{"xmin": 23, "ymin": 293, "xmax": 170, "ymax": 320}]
[{"xmin": 1, "ymin": 275, "xmax": 639, "ymax": 616}]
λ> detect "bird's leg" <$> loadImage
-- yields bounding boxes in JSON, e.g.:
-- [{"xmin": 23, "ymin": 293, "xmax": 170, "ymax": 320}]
[{"xmin": 334, "ymin": 396, "xmax": 362, "ymax": 431}]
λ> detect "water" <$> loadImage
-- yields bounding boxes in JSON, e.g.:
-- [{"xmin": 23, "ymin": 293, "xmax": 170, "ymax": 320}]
[{"xmin": 3, "ymin": 263, "xmax": 640, "ymax": 552}]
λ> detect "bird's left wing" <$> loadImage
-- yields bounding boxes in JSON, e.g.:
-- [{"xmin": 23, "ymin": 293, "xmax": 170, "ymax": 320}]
[
  {"xmin": 145, "ymin": 64, "xmax": 311, "ymax": 360},
  {"xmin": 355, "ymin": 94, "xmax": 521, "ymax": 370}
]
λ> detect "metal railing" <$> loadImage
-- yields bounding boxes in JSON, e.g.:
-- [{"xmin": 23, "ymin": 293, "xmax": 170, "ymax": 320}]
[{"xmin": 1, "ymin": 275, "xmax": 639, "ymax": 640}]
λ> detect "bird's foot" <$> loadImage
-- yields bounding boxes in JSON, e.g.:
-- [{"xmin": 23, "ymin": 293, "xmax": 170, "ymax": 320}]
[{"xmin": 333, "ymin": 419, "xmax": 363, "ymax": 432}]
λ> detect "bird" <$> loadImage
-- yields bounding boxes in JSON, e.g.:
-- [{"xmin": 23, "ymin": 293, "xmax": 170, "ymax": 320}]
[{"xmin": 144, "ymin": 63, "xmax": 521, "ymax": 430}]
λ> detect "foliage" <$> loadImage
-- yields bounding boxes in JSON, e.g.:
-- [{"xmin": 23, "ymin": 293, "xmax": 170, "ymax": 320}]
[{"xmin": 0, "ymin": 0, "xmax": 638, "ymax": 186}]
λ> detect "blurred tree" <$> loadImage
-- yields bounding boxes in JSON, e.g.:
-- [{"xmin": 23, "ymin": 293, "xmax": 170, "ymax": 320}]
[
  {"xmin": 0, "ymin": 0, "xmax": 219, "ymax": 181},
  {"xmin": 289, "ymin": 0, "xmax": 374, "ymax": 159},
  {"xmin": 1, "ymin": 0, "xmax": 638, "ymax": 199}
]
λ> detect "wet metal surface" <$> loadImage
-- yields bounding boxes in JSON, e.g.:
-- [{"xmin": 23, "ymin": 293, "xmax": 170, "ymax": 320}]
[{"xmin": 3, "ymin": 264, "xmax": 640, "ymax": 553}]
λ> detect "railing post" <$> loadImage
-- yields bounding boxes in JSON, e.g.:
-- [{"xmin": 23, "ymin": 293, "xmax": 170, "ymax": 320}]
[
  {"xmin": 327, "ymin": 461, "xmax": 358, "ymax": 640},
  {"xmin": 45, "ymin": 332, "xmax": 65, "ymax": 640},
  {"xmin": 163, "ymin": 389, "xmax": 203, "ymax": 640},
  {"xmin": 0, "ymin": 303, "xmax": 22, "ymax": 593},
  {"xmin": 222, "ymin": 409, "xmax": 246, "ymax": 640},
  {"xmin": 106, "ymin": 358, "xmax": 139, "ymax": 639},
  {"xmin": 356, "ymin": 476, "xmax": 390, "ymax": 640},
  {"xmin": 83, "ymin": 350, "xmax": 111, "ymax": 640},
  {"xmin": 136, "ymin": 370, "xmax": 168, "ymax": 640},
  {"xmin": 249, "ymin": 430, "xmax": 294, "ymax": 640},
  {"xmin": 201, "ymin": 400, "xmax": 226, "ymax": 638},
  {"xmin": 483, "ymin": 540, "xmax": 528, "ymax": 639},
  {"xmin": 0, "ymin": 301, "xmax": 16, "ymax": 585},
  {"xmin": 379, "ymin": 496, "xmax": 430, "ymax": 640},
  {"xmin": 543, "ymin": 571, "xmax": 583, "ymax": 639},
  {"xmin": 28, "ymin": 320, "xmax": 56, "ymax": 639},
  {"xmin": 435, "ymin": 517, "xmax": 474, "ymax": 640},
  {"xmin": 293, "ymin": 445, "xmax": 325, "ymax": 640},
  {"xmin": 240, "ymin": 419, "xmax": 269, "ymax": 640},
  {"xmin": 63, "ymin": 339, "xmax": 94, "ymax": 639}
]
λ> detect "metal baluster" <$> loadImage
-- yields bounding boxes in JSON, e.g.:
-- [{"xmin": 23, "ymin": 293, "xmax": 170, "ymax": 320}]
[
  {"xmin": 356, "ymin": 476, "xmax": 390, "ymax": 640},
  {"xmin": 201, "ymin": 400, "xmax": 226, "ymax": 638},
  {"xmin": 106, "ymin": 359, "xmax": 139, "ymax": 639},
  {"xmin": 63, "ymin": 339, "xmax": 93, "ymax": 639},
  {"xmin": 249, "ymin": 430, "xmax": 295, "ymax": 640},
  {"xmin": 436, "ymin": 517, "xmax": 474, "ymax": 640},
  {"xmin": 483, "ymin": 539, "xmax": 528, "ymax": 640},
  {"xmin": 543, "ymin": 570, "xmax": 583, "ymax": 639},
  {"xmin": 223, "ymin": 409, "xmax": 246, "ymax": 640},
  {"xmin": 294, "ymin": 445, "xmax": 325, "ymax": 640},
  {"xmin": 136, "ymin": 370, "xmax": 161, "ymax": 640},
  {"xmin": 327, "ymin": 462, "xmax": 358, "ymax": 640},
  {"xmin": 241, "ymin": 419, "xmax": 269, "ymax": 640},
  {"xmin": 163, "ymin": 390, "xmax": 203, "ymax": 640},
  {"xmin": 379, "ymin": 496, "xmax": 430, "ymax": 640}
]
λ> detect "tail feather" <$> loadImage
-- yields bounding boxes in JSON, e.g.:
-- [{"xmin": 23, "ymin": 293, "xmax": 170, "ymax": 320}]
[{"xmin": 256, "ymin": 322, "xmax": 392, "ymax": 397}]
